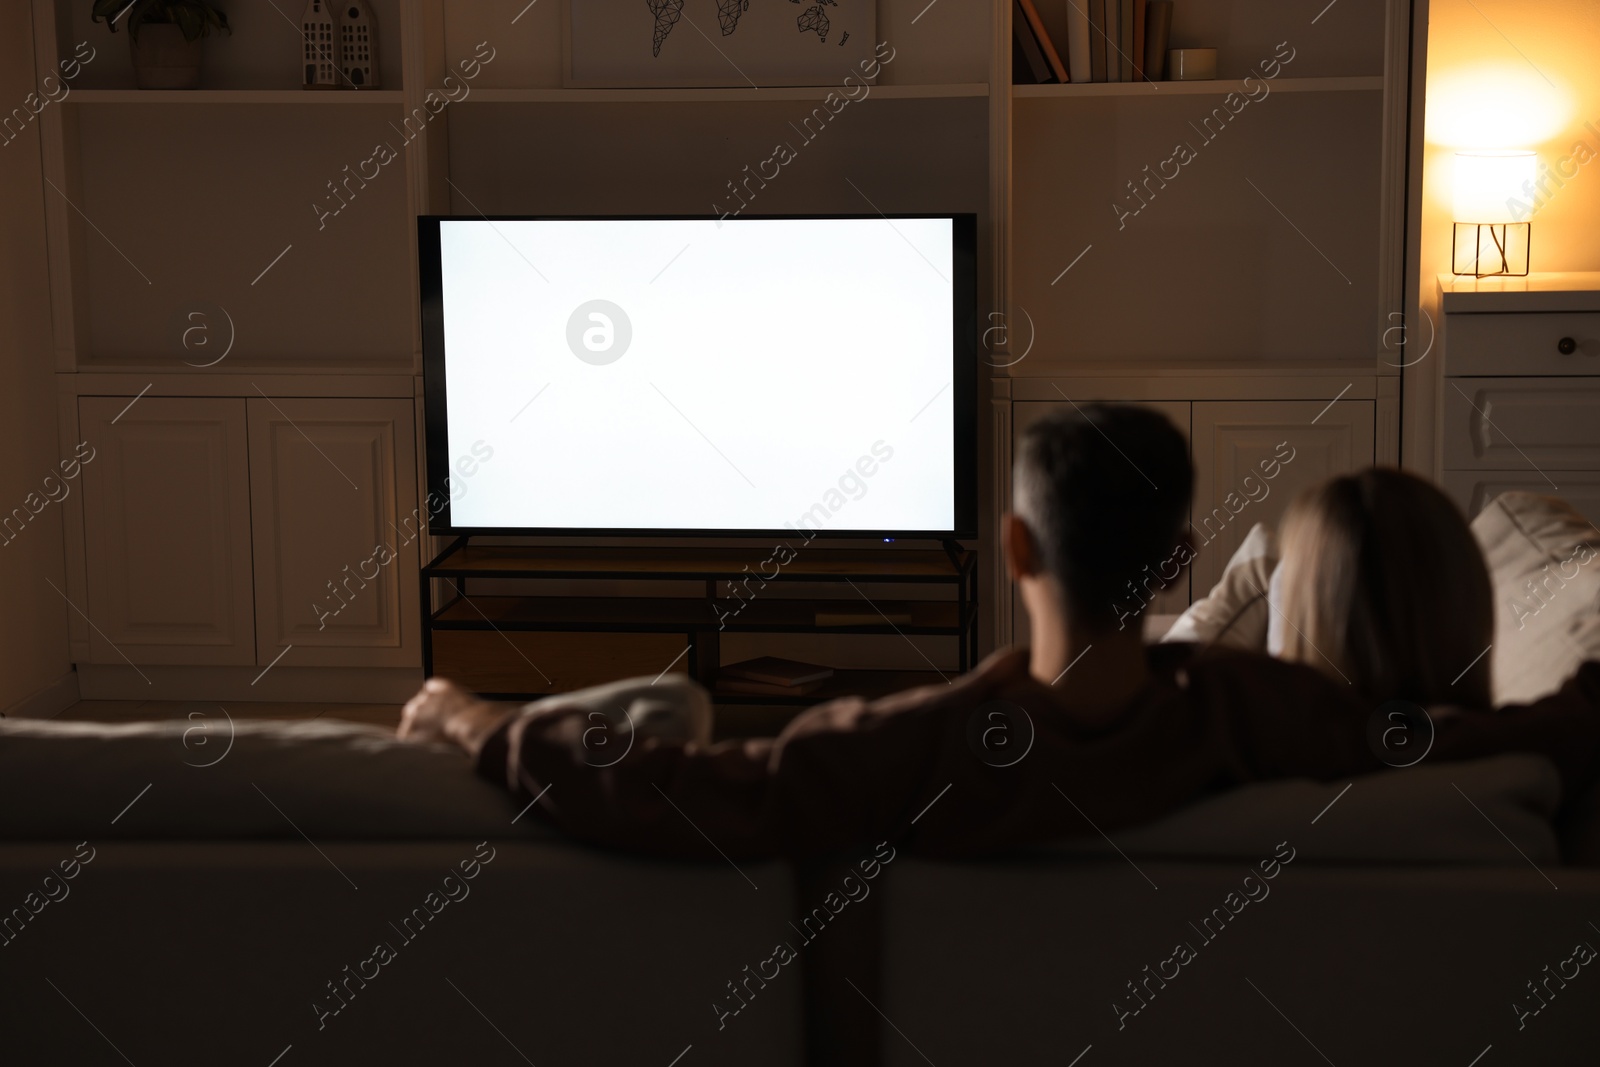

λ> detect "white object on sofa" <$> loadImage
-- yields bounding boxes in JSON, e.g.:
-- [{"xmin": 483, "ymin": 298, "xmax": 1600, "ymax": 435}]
[
  {"xmin": 0, "ymin": 675, "xmax": 710, "ymax": 840},
  {"xmin": 1161, "ymin": 522, "xmax": 1278, "ymax": 649},
  {"xmin": 1472, "ymin": 491, "xmax": 1600, "ymax": 704}
]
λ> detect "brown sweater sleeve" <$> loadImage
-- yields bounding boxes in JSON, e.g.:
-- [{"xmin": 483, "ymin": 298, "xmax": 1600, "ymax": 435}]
[
  {"xmin": 1434, "ymin": 661, "xmax": 1600, "ymax": 802},
  {"xmin": 1156, "ymin": 645, "xmax": 1382, "ymax": 782},
  {"xmin": 475, "ymin": 681, "xmax": 954, "ymax": 861}
]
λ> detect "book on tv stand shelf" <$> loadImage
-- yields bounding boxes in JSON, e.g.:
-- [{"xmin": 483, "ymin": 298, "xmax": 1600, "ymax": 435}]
[
  {"xmin": 722, "ymin": 657, "xmax": 835, "ymax": 687},
  {"xmin": 718, "ymin": 677, "xmax": 828, "ymax": 698}
]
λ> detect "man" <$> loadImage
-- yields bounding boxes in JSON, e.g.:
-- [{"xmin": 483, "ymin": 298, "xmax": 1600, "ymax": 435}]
[{"xmin": 400, "ymin": 405, "xmax": 1600, "ymax": 860}]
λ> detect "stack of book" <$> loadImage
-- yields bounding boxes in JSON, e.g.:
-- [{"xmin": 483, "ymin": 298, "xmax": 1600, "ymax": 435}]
[
  {"xmin": 718, "ymin": 657, "xmax": 835, "ymax": 698},
  {"xmin": 1013, "ymin": 0, "xmax": 1174, "ymax": 85}
]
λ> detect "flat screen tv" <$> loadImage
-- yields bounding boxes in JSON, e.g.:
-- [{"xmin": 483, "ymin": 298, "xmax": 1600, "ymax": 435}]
[{"xmin": 419, "ymin": 214, "xmax": 977, "ymax": 538}]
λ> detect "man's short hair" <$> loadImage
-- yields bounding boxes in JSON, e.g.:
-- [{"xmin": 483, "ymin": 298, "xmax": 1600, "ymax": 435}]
[{"xmin": 1013, "ymin": 404, "xmax": 1194, "ymax": 631}]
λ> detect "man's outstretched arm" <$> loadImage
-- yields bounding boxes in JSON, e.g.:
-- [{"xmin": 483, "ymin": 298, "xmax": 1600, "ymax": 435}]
[{"xmin": 399, "ymin": 677, "xmax": 947, "ymax": 861}]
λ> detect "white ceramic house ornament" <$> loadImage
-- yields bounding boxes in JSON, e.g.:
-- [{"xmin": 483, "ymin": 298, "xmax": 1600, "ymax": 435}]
[
  {"xmin": 301, "ymin": 0, "xmax": 341, "ymax": 89},
  {"xmin": 340, "ymin": 1, "xmax": 380, "ymax": 88}
]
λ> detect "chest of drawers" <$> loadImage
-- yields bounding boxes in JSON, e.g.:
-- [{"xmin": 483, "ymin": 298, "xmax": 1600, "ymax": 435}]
[{"xmin": 1440, "ymin": 273, "xmax": 1600, "ymax": 525}]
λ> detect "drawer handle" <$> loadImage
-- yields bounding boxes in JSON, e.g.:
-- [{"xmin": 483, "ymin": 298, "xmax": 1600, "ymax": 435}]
[{"xmin": 1559, "ymin": 336, "xmax": 1578, "ymax": 355}]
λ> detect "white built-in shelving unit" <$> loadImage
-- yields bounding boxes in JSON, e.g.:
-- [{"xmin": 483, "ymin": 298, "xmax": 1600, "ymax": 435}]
[{"xmin": 29, "ymin": 0, "xmax": 1419, "ymax": 694}]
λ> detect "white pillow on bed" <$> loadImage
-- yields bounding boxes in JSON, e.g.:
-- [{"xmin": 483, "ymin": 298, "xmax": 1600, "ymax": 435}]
[{"xmin": 0, "ymin": 675, "xmax": 711, "ymax": 840}]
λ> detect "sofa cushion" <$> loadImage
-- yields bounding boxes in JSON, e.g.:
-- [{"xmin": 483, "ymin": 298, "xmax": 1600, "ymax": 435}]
[
  {"xmin": 1473, "ymin": 491, "xmax": 1600, "ymax": 705},
  {"xmin": 0, "ymin": 675, "xmax": 710, "ymax": 840},
  {"xmin": 0, "ymin": 717, "xmax": 524, "ymax": 840},
  {"xmin": 1036, "ymin": 753, "xmax": 1561, "ymax": 865},
  {"xmin": 1161, "ymin": 522, "xmax": 1277, "ymax": 649}
]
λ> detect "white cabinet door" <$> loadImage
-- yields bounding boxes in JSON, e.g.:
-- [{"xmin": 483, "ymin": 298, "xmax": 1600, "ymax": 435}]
[
  {"xmin": 1010, "ymin": 400, "xmax": 1191, "ymax": 644},
  {"xmin": 77, "ymin": 396, "xmax": 256, "ymax": 665},
  {"xmin": 1189, "ymin": 400, "xmax": 1375, "ymax": 596},
  {"xmin": 247, "ymin": 398, "xmax": 420, "ymax": 668}
]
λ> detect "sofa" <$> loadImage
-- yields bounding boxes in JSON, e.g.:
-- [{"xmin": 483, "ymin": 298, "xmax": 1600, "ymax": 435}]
[{"xmin": 3, "ymin": 491, "xmax": 1598, "ymax": 1066}]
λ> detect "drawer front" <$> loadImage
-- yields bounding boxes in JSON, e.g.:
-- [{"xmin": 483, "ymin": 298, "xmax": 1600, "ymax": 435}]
[
  {"xmin": 1443, "ymin": 378, "xmax": 1600, "ymax": 470},
  {"xmin": 1442, "ymin": 470, "xmax": 1600, "ymax": 528},
  {"xmin": 1444, "ymin": 311, "xmax": 1600, "ymax": 376}
]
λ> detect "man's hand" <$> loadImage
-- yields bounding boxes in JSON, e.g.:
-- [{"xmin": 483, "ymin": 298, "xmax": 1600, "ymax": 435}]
[{"xmin": 399, "ymin": 678, "xmax": 514, "ymax": 756}]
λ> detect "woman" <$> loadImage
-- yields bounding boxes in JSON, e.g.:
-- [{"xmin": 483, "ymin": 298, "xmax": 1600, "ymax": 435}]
[{"xmin": 1272, "ymin": 468, "xmax": 1495, "ymax": 710}]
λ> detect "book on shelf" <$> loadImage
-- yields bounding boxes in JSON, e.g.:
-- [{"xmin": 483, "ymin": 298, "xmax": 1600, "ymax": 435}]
[
  {"xmin": 720, "ymin": 656, "xmax": 835, "ymax": 687},
  {"xmin": 1018, "ymin": 0, "xmax": 1070, "ymax": 83},
  {"xmin": 1133, "ymin": 0, "xmax": 1147, "ymax": 81},
  {"xmin": 1088, "ymin": 0, "xmax": 1107, "ymax": 82},
  {"xmin": 1065, "ymin": 0, "xmax": 1092, "ymax": 82},
  {"xmin": 718, "ymin": 676, "xmax": 828, "ymax": 697},
  {"xmin": 1144, "ymin": 1, "xmax": 1173, "ymax": 80},
  {"xmin": 1119, "ymin": 0, "xmax": 1135, "ymax": 82},
  {"xmin": 1013, "ymin": 0, "xmax": 1057, "ymax": 84},
  {"xmin": 1103, "ymin": 0, "xmax": 1119, "ymax": 81}
]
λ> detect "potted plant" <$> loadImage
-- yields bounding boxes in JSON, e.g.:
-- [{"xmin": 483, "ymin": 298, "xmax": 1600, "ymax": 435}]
[{"xmin": 91, "ymin": 1, "xmax": 230, "ymax": 90}]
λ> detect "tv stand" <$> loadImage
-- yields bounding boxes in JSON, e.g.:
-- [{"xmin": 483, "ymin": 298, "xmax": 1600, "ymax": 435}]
[{"xmin": 420, "ymin": 539, "xmax": 977, "ymax": 714}]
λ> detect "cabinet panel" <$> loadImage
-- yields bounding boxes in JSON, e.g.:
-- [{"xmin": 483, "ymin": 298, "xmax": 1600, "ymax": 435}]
[
  {"xmin": 248, "ymin": 398, "xmax": 420, "ymax": 668},
  {"xmin": 1010, "ymin": 401, "xmax": 1191, "ymax": 644},
  {"xmin": 77, "ymin": 396, "xmax": 255, "ymax": 665},
  {"xmin": 1442, "ymin": 378, "xmax": 1600, "ymax": 471},
  {"xmin": 1442, "ymin": 470, "xmax": 1600, "ymax": 529},
  {"xmin": 1190, "ymin": 400, "xmax": 1375, "ymax": 595}
]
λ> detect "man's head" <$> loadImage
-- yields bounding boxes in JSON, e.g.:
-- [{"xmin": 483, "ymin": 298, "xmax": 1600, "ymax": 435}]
[{"xmin": 1006, "ymin": 404, "xmax": 1193, "ymax": 637}]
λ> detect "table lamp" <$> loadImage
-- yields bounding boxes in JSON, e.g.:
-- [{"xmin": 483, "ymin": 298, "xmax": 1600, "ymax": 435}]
[{"xmin": 1453, "ymin": 150, "xmax": 1535, "ymax": 277}]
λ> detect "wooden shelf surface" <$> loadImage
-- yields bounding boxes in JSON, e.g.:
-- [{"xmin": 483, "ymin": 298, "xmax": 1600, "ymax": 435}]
[
  {"xmin": 1013, "ymin": 76, "xmax": 1384, "ymax": 98},
  {"xmin": 433, "ymin": 594, "xmax": 968, "ymax": 634},
  {"xmin": 426, "ymin": 544, "xmax": 972, "ymax": 582},
  {"xmin": 461, "ymin": 83, "xmax": 989, "ymax": 104},
  {"xmin": 65, "ymin": 89, "xmax": 405, "ymax": 105}
]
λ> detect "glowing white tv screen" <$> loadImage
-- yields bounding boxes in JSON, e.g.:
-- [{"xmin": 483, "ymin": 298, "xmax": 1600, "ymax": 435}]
[{"xmin": 421, "ymin": 215, "xmax": 976, "ymax": 536}]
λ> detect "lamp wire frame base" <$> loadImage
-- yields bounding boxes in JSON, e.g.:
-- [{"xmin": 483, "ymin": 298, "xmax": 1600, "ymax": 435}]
[{"xmin": 1452, "ymin": 222, "xmax": 1531, "ymax": 278}]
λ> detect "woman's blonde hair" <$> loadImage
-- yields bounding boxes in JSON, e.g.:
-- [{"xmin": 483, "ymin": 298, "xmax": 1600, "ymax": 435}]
[{"xmin": 1276, "ymin": 468, "xmax": 1494, "ymax": 709}]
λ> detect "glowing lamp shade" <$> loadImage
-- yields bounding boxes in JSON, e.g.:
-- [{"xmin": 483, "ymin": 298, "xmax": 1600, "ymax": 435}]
[
  {"xmin": 1452, "ymin": 150, "xmax": 1535, "ymax": 277},
  {"xmin": 1453, "ymin": 151, "xmax": 1536, "ymax": 222}
]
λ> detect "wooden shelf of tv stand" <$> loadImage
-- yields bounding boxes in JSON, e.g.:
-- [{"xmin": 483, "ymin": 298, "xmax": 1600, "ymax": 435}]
[
  {"xmin": 420, "ymin": 540, "xmax": 977, "ymax": 706},
  {"xmin": 432, "ymin": 594, "xmax": 974, "ymax": 636},
  {"xmin": 425, "ymin": 543, "xmax": 975, "ymax": 583}
]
